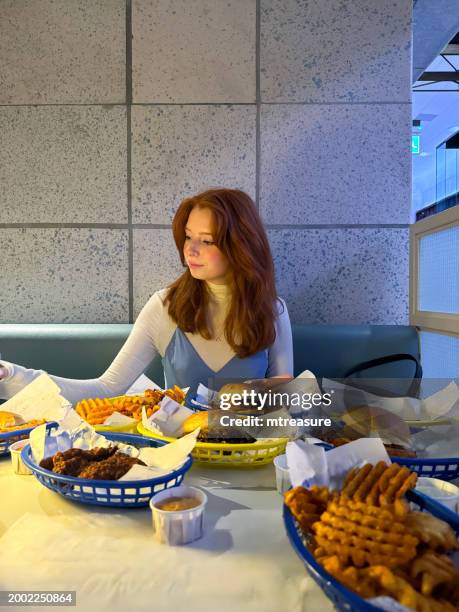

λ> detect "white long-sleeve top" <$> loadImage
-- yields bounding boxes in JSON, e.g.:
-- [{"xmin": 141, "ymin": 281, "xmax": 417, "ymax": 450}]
[{"xmin": 0, "ymin": 282, "xmax": 293, "ymax": 404}]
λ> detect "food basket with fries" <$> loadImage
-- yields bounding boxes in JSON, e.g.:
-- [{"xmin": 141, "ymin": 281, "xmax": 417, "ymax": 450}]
[
  {"xmin": 284, "ymin": 488, "xmax": 459, "ymax": 612},
  {"xmin": 21, "ymin": 431, "xmax": 193, "ymax": 508},
  {"xmin": 0, "ymin": 418, "xmax": 48, "ymax": 457},
  {"xmin": 74, "ymin": 386, "xmax": 185, "ymax": 433},
  {"xmin": 283, "ymin": 454, "xmax": 459, "ymax": 612},
  {"xmin": 0, "ymin": 424, "xmax": 44, "ymax": 457},
  {"xmin": 137, "ymin": 422, "xmax": 287, "ymax": 468}
]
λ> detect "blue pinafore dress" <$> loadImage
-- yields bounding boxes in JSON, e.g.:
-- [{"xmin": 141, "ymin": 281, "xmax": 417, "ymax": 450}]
[{"xmin": 163, "ymin": 328, "xmax": 268, "ymax": 391}]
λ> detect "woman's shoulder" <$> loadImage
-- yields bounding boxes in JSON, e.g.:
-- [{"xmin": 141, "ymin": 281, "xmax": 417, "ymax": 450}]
[
  {"xmin": 137, "ymin": 288, "xmax": 170, "ymax": 320},
  {"xmin": 136, "ymin": 288, "xmax": 177, "ymax": 354},
  {"xmin": 154, "ymin": 287, "xmax": 170, "ymax": 303},
  {"xmin": 143, "ymin": 287, "xmax": 168, "ymax": 305}
]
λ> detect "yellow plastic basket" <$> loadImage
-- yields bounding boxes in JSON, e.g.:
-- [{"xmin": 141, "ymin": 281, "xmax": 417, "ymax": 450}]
[
  {"xmin": 94, "ymin": 421, "xmax": 138, "ymax": 434},
  {"xmin": 78, "ymin": 390, "xmax": 185, "ymax": 434},
  {"xmin": 91, "ymin": 395, "xmax": 141, "ymax": 434},
  {"xmin": 137, "ymin": 422, "xmax": 287, "ymax": 468},
  {"xmin": 87, "ymin": 393, "xmax": 185, "ymax": 433}
]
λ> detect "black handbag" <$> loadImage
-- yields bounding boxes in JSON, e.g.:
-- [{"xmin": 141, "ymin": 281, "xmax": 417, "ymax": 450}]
[{"xmin": 341, "ymin": 353, "xmax": 423, "ymax": 398}]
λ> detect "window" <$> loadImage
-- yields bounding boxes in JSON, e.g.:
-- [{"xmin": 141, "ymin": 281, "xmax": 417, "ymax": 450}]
[{"xmin": 410, "ymin": 206, "xmax": 459, "ymax": 377}]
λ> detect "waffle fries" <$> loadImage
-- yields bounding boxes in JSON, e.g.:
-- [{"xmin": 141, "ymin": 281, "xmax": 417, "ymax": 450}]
[
  {"xmin": 284, "ymin": 462, "xmax": 459, "ymax": 612},
  {"xmin": 342, "ymin": 461, "xmax": 418, "ymax": 505},
  {"xmin": 75, "ymin": 386, "xmax": 185, "ymax": 426},
  {"xmin": 313, "ymin": 497, "xmax": 418, "ymax": 567}
]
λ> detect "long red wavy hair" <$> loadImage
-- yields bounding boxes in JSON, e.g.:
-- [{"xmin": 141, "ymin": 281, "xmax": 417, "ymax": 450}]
[{"xmin": 164, "ymin": 188, "xmax": 280, "ymax": 358}]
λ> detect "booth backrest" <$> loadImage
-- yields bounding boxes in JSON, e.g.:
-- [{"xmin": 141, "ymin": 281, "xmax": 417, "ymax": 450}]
[{"xmin": 0, "ymin": 323, "xmax": 420, "ymax": 389}]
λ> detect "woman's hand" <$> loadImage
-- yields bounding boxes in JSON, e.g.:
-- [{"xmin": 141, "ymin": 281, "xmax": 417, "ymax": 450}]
[{"xmin": 0, "ymin": 366, "xmax": 8, "ymax": 380}]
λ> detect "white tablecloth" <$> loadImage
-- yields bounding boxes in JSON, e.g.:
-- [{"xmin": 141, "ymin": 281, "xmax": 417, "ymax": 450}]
[{"xmin": 0, "ymin": 457, "xmax": 333, "ymax": 612}]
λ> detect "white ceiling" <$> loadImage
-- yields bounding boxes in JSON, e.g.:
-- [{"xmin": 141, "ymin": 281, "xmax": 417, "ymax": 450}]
[
  {"xmin": 412, "ymin": 47, "xmax": 459, "ymax": 217},
  {"xmin": 412, "ymin": 0, "xmax": 459, "ymax": 81}
]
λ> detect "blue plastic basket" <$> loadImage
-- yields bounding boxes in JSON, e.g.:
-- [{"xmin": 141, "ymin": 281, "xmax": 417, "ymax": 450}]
[
  {"xmin": 391, "ymin": 455, "xmax": 459, "ymax": 481},
  {"xmin": 283, "ymin": 489, "xmax": 459, "ymax": 612},
  {"xmin": 183, "ymin": 390, "xmax": 212, "ymax": 412},
  {"xmin": 0, "ymin": 423, "xmax": 52, "ymax": 457},
  {"xmin": 318, "ymin": 441, "xmax": 459, "ymax": 482},
  {"xmin": 21, "ymin": 431, "xmax": 193, "ymax": 508}
]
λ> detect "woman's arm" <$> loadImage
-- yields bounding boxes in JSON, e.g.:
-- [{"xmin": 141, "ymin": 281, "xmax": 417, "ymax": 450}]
[
  {"xmin": 0, "ymin": 293, "xmax": 165, "ymax": 404},
  {"xmin": 266, "ymin": 298, "xmax": 294, "ymax": 377}
]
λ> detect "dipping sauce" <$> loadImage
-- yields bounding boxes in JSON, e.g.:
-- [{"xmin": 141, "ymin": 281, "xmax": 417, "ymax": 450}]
[
  {"xmin": 154, "ymin": 496, "xmax": 201, "ymax": 511},
  {"xmin": 9, "ymin": 439, "xmax": 30, "ymax": 452}
]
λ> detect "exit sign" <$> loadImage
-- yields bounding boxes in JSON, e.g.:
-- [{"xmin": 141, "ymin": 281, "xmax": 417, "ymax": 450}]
[{"xmin": 412, "ymin": 134, "xmax": 420, "ymax": 155}]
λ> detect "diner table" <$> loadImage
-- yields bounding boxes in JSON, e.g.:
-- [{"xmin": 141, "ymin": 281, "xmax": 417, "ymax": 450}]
[{"xmin": 0, "ymin": 456, "xmax": 333, "ymax": 612}]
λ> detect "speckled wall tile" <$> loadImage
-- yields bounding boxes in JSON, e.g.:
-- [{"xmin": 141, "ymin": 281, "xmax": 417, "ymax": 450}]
[
  {"xmin": 0, "ymin": 229, "xmax": 129, "ymax": 323},
  {"xmin": 132, "ymin": 105, "xmax": 256, "ymax": 223},
  {"xmin": 260, "ymin": 104, "xmax": 411, "ymax": 225},
  {"xmin": 132, "ymin": 0, "xmax": 256, "ymax": 102},
  {"xmin": 261, "ymin": 0, "xmax": 412, "ymax": 103},
  {"xmin": 0, "ymin": 0, "xmax": 125, "ymax": 104},
  {"xmin": 133, "ymin": 229, "xmax": 185, "ymax": 317},
  {"xmin": 0, "ymin": 106, "xmax": 127, "ymax": 224},
  {"xmin": 268, "ymin": 228, "xmax": 409, "ymax": 324}
]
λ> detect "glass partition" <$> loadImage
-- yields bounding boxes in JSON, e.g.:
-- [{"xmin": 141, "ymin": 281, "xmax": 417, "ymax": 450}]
[{"xmin": 436, "ymin": 131, "xmax": 459, "ymax": 205}]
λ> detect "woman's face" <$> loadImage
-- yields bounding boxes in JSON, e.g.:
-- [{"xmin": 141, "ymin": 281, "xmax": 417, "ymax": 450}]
[{"xmin": 183, "ymin": 206, "xmax": 230, "ymax": 285}]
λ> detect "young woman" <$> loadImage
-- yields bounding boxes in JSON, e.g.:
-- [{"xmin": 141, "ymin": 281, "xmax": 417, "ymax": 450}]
[{"xmin": 0, "ymin": 188, "xmax": 293, "ymax": 403}]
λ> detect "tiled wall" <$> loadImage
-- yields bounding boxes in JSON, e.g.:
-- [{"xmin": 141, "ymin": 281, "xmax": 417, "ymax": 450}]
[{"xmin": 0, "ymin": 0, "xmax": 412, "ymax": 325}]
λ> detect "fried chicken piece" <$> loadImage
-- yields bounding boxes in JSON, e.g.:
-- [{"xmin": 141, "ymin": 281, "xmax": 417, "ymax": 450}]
[
  {"xmin": 329, "ymin": 437, "xmax": 353, "ymax": 447},
  {"xmin": 441, "ymin": 580, "xmax": 459, "ymax": 606},
  {"xmin": 51, "ymin": 449, "xmax": 93, "ymax": 477},
  {"xmin": 39, "ymin": 446, "xmax": 119, "ymax": 476},
  {"xmin": 315, "ymin": 556, "xmax": 459, "ymax": 611},
  {"xmin": 39, "ymin": 446, "xmax": 144, "ymax": 480},
  {"xmin": 367, "ymin": 566, "xmax": 459, "ymax": 612},
  {"xmin": 39, "ymin": 456, "xmax": 54, "ymax": 471},
  {"xmin": 75, "ymin": 386, "xmax": 184, "ymax": 425},
  {"xmin": 411, "ymin": 550, "xmax": 459, "ymax": 597},
  {"xmin": 322, "ymin": 437, "xmax": 417, "ymax": 458},
  {"xmin": 162, "ymin": 385, "xmax": 186, "ymax": 404},
  {"xmin": 87, "ymin": 446, "xmax": 118, "ymax": 461},
  {"xmin": 78, "ymin": 452, "xmax": 146, "ymax": 480},
  {"xmin": 384, "ymin": 444, "xmax": 417, "ymax": 458},
  {"xmin": 405, "ymin": 512, "xmax": 459, "ymax": 552}
]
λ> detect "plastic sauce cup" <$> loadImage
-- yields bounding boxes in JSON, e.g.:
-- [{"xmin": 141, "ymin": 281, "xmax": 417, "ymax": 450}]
[
  {"xmin": 10, "ymin": 439, "xmax": 33, "ymax": 475},
  {"xmin": 273, "ymin": 454, "xmax": 291, "ymax": 495},
  {"xmin": 415, "ymin": 477, "xmax": 459, "ymax": 513},
  {"xmin": 149, "ymin": 485, "xmax": 207, "ymax": 545}
]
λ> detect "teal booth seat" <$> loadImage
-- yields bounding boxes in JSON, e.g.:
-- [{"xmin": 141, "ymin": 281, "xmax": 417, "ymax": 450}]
[{"xmin": 0, "ymin": 324, "xmax": 421, "ymax": 394}]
